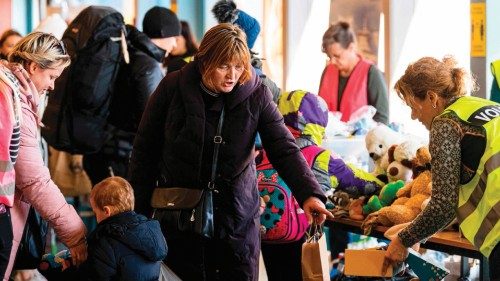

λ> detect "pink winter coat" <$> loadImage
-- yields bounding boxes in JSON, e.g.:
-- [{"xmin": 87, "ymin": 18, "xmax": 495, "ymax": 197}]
[
  {"xmin": 0, "ymin": 66, "xmax": 20, "ymax": 207},
  {"xmin": 3, "ymin": 82, "xmax": 86, "ymax": 280}
]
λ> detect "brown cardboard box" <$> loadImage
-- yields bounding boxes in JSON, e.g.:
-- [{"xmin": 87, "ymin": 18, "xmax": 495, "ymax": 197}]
[{"xmin": 344, "ymin": 249, "xmax": 393, "ymax": 277}]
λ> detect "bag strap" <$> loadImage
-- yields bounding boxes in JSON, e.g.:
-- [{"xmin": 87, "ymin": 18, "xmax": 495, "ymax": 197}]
[{"xmin": 208, "ymin": 105, "xmax": 225, "ymax": 190}]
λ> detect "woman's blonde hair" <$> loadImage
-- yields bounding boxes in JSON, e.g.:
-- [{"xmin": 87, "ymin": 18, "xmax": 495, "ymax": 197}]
[
  {"xmin": 394, "ymin": 56, "xmax": 477, "ymax": 104},
  {"xmin": 8, "ymin": 32, "xmax": 70, "ymax": 69},
  {"xmin": 91, "ymin": 176, "xmax": 135, "ymax": 214},
  {"xmin": 195, "ymin": 23, "xmax": 251, "ymax": 90}
]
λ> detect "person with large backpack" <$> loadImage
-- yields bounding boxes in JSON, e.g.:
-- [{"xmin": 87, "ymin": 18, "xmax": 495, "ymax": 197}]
[
  {"xmin": 42, "ymin": 5, "xmax": 128, "ymax": 155},
  {"xmin": 84, "ymin": 6, "xmax": 181, "ymax": 183},
  {"xmin": 257, "ymin": 90, "xmax": 384, "ymax": 281}
]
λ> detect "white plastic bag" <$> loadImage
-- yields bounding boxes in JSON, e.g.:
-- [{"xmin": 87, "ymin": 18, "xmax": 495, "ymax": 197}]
[{"xmin": 159, "ymin": 262, "xmax": 182, "ymax": 281}]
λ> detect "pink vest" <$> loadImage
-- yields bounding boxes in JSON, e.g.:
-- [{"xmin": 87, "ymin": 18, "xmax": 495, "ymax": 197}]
[{"xmin": 318, "ymin": 57, "xmax": 372, "ymax": 122}]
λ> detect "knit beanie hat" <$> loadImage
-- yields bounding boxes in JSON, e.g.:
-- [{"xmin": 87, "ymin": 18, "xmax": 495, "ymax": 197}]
[
  {"xmin": 143, "ymin": 6, "xmax": 181, "ymax": 39},
  {"xmin": 212, "ymin": 0, "xmax": 261, "ymax": 49}
]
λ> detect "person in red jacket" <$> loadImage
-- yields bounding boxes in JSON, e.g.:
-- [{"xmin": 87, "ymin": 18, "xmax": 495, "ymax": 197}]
[{"xmin": 319, "ymin": 21, "xmax": 389, "ymax": 124}]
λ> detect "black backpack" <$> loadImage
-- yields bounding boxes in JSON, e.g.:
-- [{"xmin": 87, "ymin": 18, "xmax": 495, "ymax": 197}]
[{"xmin": 42, "ymin": 6, "xmax": 128, "ymax": 154}]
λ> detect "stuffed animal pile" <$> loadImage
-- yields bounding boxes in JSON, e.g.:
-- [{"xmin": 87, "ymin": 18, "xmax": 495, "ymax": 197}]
[
  {"xmin": 364, "ymin": 124, "xmax": 405, "ymax": 180},
  {"xmin": 361, "ymin": 146, "xmax": 432, "ymax": 234},
  {"xmin": 327, "ymin": 124, "xmax": 434, "ymax": 232}
]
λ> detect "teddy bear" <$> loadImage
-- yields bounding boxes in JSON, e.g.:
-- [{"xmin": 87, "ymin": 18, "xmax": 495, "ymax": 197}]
[
  {"xmin": 365, "ymin": 124, "xmax": 405, "ymax": 177},
  {"xmin": 361, "ymin": 140, "xmax": 423, "ymax": 217},
  {"xmin": 328, "ymin": 190, "xmax": 366, "ymax": 221},
  {"xmin": 383, "ymin": 139, "xmax": 423, "ymax": 183},
  {"xmin": 395, "ymin": 146, "xmax": 432, "ymax": 198},
  {"xmin": 361, "ymin": 146, "xmax": 432, "ymax": 234}
]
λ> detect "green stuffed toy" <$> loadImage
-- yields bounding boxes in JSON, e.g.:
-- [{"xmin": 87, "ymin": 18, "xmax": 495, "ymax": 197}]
[{"xmin": 362, "ymin": 180, "xmax": 405, "ymax": 215}]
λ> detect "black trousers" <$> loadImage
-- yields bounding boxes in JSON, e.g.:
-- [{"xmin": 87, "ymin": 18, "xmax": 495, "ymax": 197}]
[
  {"xmin": 166, "ymin": 233, "xmax": 259, "ymax": 281},
  {"xmin": 329, "ymin": 225, "xmax": 349, "ymax": 260},
  {"xmin": 0, "ymin": 206, "xmax": 13, "ymax": 277},
  {"xmin": 490, "ymin": 242, "xmax": 500, "ymax": 280},
  {"xmin": 261, "ymin": 237, "xmax": 305, "ymax": 281}
]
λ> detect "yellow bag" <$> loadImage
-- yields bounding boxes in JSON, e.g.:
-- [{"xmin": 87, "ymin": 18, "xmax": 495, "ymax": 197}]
[
  {"xmin": 48, "ymin": 147, "xmax": 92, "ymax": 197},
  {"xmin": 302, "ymin": 224, "xmax": 330, "ymax": 281}
]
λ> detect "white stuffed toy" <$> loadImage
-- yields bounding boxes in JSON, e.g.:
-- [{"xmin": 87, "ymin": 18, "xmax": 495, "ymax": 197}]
[
  {"xmin": 385, "ymin": 140, "xmax": 422, "ymax": 182},
  {"xmin": 365, "ymin": 124, "xmax": 405, "ymax": 178}
]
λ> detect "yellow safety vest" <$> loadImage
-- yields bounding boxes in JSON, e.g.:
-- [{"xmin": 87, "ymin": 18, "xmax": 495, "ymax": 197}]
[
  {"xmin": 440, "ymin": 96, "xmax": 500, "ymax": 257},
  {"xmin": 182, "ymin": 56, "xmax": 194, "ymax": 64}
]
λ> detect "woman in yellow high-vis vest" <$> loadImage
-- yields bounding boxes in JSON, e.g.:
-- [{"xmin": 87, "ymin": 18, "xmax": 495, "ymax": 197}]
[{"xmin": 383, "ymin": 56, "xmax": 500, "ymax": 280}]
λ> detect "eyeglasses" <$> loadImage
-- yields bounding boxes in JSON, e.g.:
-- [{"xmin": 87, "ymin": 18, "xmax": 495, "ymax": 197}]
[
  {"xmin": 216, "ymin": 63, "xmax": 244, "ymax": 73},
  {"xmin": 327, "ymin": 48, "xmax": 346, "ymax": 61}
]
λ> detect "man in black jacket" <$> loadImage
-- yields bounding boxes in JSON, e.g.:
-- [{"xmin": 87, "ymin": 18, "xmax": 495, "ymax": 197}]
[{"xmin": 84, "ymin": 7, "xmax": 181, "ymax": 184}]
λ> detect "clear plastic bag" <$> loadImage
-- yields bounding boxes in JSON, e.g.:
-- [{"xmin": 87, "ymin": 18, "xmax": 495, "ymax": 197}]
[{"xmin": 347, "ymin": 106, "xmax": 377, "ymax": 136}]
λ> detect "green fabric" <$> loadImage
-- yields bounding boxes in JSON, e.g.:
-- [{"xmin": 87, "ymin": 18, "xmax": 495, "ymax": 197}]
[
  {"xmin": 491, "ymin": 60, "xmax": 500, "ymax": 103},
  {"xmin": 367, "ymin": 65, "xmax": 389, "ymax": 124},
  {"xmin": 491, "ymin": 80, "xmax": 500, "ymax": 103}
]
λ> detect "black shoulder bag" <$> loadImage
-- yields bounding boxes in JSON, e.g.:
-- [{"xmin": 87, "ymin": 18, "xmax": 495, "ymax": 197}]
[
  {"xmin": 151, "ymin": 106, "xmax": 225, "ymax": 239},
  {"xmin": 14, "ymin": 206, "xmax": 48, "ymax": 269}
]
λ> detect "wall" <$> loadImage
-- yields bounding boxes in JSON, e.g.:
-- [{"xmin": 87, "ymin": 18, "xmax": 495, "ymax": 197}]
[
  {"xmin": 285, "ymin": 0, "xmax": 330, "ymax": 92},
  {"xmin": 389, "ymin": 0, "xmax": 470, "ymax": 139},
  {"xmin": 486, "ymin": 0, "xmax": 500, "ymax": 98},
  {"xmin": 11, "ymin": 0, "xmax": 27, "ymax": 35},
  {"xmin": 177, "ymin": 0, "xmax": 204, "ymax": 42},
  {"xmin": 0, "ymin": 0, "xmax": 12, "ymax": 34}
]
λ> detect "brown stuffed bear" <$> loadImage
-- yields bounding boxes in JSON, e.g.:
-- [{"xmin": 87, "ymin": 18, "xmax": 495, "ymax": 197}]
[
  {"xmin": 362, "ymin": 146, "xmax": 432, "ymax": 234},
  {"xmin": 329, "ymin": 190, "xmax": 366, "ymax": 221}
]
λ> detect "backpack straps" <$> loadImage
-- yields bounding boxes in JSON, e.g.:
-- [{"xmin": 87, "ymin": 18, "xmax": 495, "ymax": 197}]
[
  {"xmin": 257, "ymin": 145, "xmax": 325, "ymax": 171},
  {"xmin": 300, "ymin": 145, "xmax": 325, "ymax": 167}
]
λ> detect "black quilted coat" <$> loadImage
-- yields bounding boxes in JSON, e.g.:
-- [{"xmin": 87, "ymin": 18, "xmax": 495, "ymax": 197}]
[{"xmin": 128, "ymin": 61, "xmax": 325, "ymax": 280}]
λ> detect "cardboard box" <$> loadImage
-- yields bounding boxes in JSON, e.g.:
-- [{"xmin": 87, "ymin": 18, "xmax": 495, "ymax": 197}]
[{"xmin": 344, "ymin": 249, "xmax": 393, "ymax": 277}]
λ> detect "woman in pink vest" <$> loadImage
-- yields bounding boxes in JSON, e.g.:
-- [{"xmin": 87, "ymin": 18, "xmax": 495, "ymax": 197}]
[{"xmin": 319, "ymin": 21, "xmax": 389, "ymax": 124}]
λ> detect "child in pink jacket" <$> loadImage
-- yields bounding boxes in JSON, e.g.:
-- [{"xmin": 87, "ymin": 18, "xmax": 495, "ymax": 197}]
[{"xmin": 2, "ymin": 32, "xmax": 87, "ymax": 280}]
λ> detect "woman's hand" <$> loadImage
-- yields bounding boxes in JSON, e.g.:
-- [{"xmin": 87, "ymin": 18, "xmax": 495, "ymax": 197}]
[
  {"xmin": 382, "ymin": 235, "xmax": 409, "ymax": 275},
  {"xmin": 302, "ymin": 196, "xmax": 334, "ymax": 225},
  {"xmin": 69, "ymin": 241, "xmax": 88, "ymax": 267}
]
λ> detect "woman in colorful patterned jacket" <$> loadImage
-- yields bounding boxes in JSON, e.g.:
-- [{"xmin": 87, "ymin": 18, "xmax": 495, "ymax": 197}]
[
  {"xmin": 383, "ymin": 56, "xmax": 500, "ymax": 280},
  {"xmin": 1, "ymin": 32, "xmax": 87, "ymax": 280},
  {"xmin": 258, "ymin": 90, "xmax": 384, "ymax": 281}
]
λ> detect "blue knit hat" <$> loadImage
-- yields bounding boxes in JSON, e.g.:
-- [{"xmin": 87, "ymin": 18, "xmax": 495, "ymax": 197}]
[{"xmin": 212, "ymin": 0, "xmax": 261, "ymax": 49}]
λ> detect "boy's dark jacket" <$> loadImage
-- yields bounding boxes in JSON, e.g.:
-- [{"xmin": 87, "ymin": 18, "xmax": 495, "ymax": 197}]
[{"xmin": 86, "ymin": 211, "xmax": 167, "ymax": 281}]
